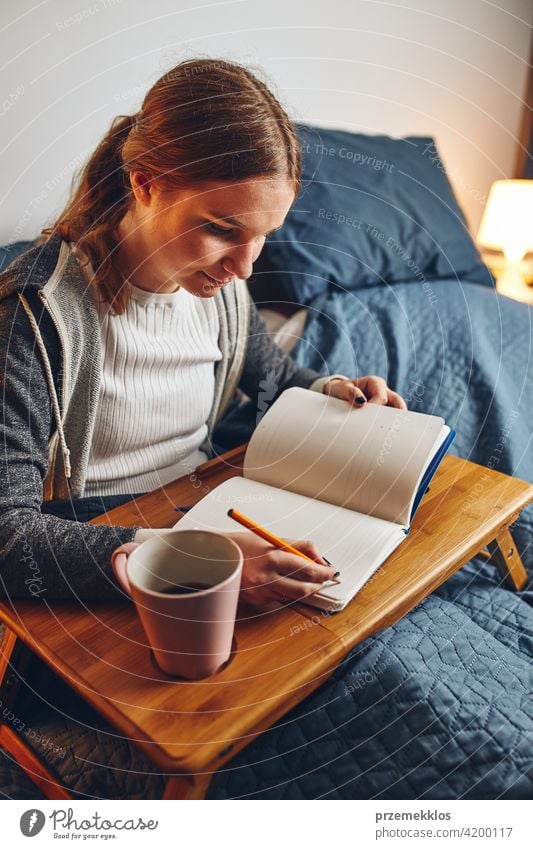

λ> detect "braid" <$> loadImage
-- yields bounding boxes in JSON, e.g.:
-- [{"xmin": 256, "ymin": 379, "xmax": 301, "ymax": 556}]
[{"xmin": 47, "ymin": 114, "xmax": 137, "ymax": 312}]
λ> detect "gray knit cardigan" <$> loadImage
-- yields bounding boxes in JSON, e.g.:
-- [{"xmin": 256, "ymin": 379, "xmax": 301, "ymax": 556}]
[{"xmin": 0, "ymin": 237, "xmax": 322, "ymax": 600}]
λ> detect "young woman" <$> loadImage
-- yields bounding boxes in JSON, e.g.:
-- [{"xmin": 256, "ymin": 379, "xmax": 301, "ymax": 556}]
[
  {"xmin": 0, "ymin": 57, "xmax": 405, "ymax": 798},
  {"xmin": 0, "ymin": 57, "xmax": 405, "ymax": 611}
]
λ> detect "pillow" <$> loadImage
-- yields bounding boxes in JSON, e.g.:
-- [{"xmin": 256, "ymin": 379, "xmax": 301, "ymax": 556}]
[
  {"xmin": 258, "ymin": 307, "xmax": 308, "ymax": 354},
  {"xmin": 249, "ymin": 125, "xmax": 494, "ymax": 306},
  {"xmin": 0, "ymin": 240, "xmax": 34, "ymax": 273}
]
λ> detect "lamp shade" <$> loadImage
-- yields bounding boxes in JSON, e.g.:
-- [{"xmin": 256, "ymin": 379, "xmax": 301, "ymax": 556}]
[{"xmin": 477, "ymin": 179, "xmax": 533, "ymax": 262}]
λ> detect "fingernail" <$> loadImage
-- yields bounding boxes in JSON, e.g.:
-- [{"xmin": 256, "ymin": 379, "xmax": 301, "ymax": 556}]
[
  {"xmin": 355, "ymin": 396, "xmax": 366, "ymax": 405},
  {"xmin": 333, "ymin": 571, "xmax": 340, "ymax": 578},
  {"xmin": 323, "ymin": 557, "xmax": 332, "ymax": 565}
]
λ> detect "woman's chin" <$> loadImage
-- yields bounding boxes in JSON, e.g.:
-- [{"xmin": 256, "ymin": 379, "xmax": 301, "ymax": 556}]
[{"xmin": 200, "ymin": 271, "xmax": 228, "ymax": 295}]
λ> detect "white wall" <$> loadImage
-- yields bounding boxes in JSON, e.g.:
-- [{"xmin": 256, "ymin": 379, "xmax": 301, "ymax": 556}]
[{"xmin": 1, "ymin": 0, "xmax": 530, "ymax": 243}]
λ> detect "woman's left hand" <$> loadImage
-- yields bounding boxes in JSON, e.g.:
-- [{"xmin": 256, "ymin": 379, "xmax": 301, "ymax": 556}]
[{"xmin": 323, "ymin": 375, "xmax": 407, "ymax": 410}]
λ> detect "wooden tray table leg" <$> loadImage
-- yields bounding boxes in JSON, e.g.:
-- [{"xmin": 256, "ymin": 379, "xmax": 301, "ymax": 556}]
[
  {"xmin": 162, "ymin": 771, "xmax": 213, "ymax": 800},
  {"xmin": 486, "ymin": 527, "xmax": 528, "ymax": 591},
  {"xmin": 0, "ymin": 629, "xmax": 73, "ymax": 799},
  {"xmin": 0, "ymin": 625, "xmax": 19, "ymax": 689},
  {"xmin": 0, "ymin": 725, "xmax": 73, "ymax": 800}
]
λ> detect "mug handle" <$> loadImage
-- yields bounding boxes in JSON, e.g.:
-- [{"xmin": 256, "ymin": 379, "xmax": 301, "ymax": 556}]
[{"xmin": 111, "ymin": 542, "xmax": 140, "ymax": 596}]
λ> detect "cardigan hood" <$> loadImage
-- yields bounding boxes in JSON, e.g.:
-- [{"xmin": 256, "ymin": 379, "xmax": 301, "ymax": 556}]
[{"xmin": 0, "ymin": 236, "xmax": 251, "ymax": 499}]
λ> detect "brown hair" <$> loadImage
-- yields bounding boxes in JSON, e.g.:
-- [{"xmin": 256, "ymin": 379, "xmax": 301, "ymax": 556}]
[{"xmin": 45, "ymin": 58, "xmax": 302, "ymax": 313}]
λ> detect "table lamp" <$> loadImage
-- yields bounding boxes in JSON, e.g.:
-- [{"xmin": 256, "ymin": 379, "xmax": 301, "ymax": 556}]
[{"xmin": 477, "ymin": 179, "xmax": 533, "ymax": 300}]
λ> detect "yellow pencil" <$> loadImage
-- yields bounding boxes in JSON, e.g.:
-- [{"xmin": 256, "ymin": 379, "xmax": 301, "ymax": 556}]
[{"xmin": 227, "ymin": 507, "xmax": 340, "ymax": 583}]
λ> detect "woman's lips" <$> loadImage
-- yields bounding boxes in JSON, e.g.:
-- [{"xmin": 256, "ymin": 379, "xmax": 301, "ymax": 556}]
[{"xmin": 202, "ymin": 271, "xmax": 229, "ymax": 287}]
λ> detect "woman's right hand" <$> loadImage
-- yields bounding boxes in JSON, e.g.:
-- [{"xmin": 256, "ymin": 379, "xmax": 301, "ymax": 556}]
[{"xmin": 226, "ymin": 531, "xmax": 337, "ymax": 611}]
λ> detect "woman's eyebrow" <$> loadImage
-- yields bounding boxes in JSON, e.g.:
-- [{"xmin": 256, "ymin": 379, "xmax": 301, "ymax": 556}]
[{"xmin": 206, "ymin": 212, "xmax": 283, "ymax": 235}]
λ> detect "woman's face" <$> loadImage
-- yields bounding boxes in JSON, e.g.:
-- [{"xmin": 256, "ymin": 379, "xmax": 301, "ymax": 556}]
[{"xmin": 119, "ymin": 175, "xmax": 295, "ymax": 296}]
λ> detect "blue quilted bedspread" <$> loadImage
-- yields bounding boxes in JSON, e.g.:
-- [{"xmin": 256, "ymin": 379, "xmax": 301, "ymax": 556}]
[
  {"xmin": 1, "ymin": 258, "xmax": 531, "ymax": 799},
  {"xmin": 208, "ymin": 280, "xmax": 533, "ymax": 799}
]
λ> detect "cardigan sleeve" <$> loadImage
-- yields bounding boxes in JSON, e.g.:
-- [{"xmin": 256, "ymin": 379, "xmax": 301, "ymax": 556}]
[
  {"xmin": 0, "ymin": 292, "xmax": 138, "ymax": 601},
  {"xmin": 238, "ymin": 300, "xmax": 326, "ymax": 414}
]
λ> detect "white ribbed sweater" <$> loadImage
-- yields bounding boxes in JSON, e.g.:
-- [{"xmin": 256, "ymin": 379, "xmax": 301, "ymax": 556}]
[{"xmin": 84, "ymin": 281, "xmax": 222, "ymax": 496}]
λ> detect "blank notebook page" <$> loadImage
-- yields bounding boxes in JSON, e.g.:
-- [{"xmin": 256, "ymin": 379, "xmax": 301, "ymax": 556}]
[
  {"xmin": 243, "ymin": 388, "xmax": 445, "ymax": 525},
  {"xmin": 174, "ymin": 476, "xmax": 405, "ymax": 605}
]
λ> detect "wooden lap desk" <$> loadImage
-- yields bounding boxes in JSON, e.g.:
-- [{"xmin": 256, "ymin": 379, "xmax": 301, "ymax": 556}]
[{"xmin": 0, "ymin": 447, "xmax": 532, "ymax": 800}]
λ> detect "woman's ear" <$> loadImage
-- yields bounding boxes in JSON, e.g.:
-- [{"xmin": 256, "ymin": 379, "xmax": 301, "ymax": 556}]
[{"xmin": 129, "ymin": 170, "xmax": 154, "ymax": 206}]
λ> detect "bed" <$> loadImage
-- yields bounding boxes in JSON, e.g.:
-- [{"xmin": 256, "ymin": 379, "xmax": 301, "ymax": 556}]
[
  {"xmin": 1, "ymin": 124, "xmax": 532, "ymax": 799},
  {"xmin": 207, "ymin": 124, "xmax": 533, "ymax": 799}
]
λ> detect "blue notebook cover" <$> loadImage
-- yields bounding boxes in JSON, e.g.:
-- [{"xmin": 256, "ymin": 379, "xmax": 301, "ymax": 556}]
[{"xmin": 407, "ymin": 428, "xmax": 457, "ymax": 527}]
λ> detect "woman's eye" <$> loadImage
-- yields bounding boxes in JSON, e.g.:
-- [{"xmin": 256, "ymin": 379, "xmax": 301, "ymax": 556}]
[{"xmin": 207, "ymin": 223, "xmax": 234, "ymax": 238}]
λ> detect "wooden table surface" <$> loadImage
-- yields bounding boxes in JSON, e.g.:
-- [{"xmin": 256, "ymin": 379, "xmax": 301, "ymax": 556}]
[{"xmin": 1, "ymin": 448, "xmax": 531, "ymax": 778}]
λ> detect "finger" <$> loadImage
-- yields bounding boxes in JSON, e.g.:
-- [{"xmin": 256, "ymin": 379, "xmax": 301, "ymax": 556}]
[
  {"xmin": 274, "ymin": 576, "xmax": 332, "ymax": 604},
  {"xmin": 387, "ymin": 391, "xmax": 408, "ymax": 410},
  {"xmin": 327, "ymin": 379, "xmax": 367, "ymax": 406},
  {"xmin": 274, "ymin": 553, "xmax": 337, "ymax": 584},
  {"xmin": 363, "ymin": 376, "xmax": 389, "ymax": 405},
  {"xmin": 111, "ymin": 542, "xmax": 140, "ymax": 595},
  {"xmin": 112, "ymin": 551, "xmax": 128, "ymax": 575},
  {"xmin": 112, "ymin": 542, "xmax": 140, "ymax": 562},
  {"xmin": 284, "ymin": 538, "xmax": 333, "ymax": 567},
  {"xmin": 346, "ymin": 382, "xmax": 367, "ymax": 406},
  {"xmin": 275, "ymin": 554, "xmax": 335, "ymax": 582}
]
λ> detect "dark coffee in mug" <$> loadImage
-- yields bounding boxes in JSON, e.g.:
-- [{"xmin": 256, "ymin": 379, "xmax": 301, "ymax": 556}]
[{"xmin": 159, "ymin": 581, "xmax": 212, "ymax": 595}]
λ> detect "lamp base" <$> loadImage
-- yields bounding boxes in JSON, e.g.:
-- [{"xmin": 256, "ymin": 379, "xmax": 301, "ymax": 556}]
[{"xmin": 495, "ymin": 261, "xmax": 533, "ymax": 304}]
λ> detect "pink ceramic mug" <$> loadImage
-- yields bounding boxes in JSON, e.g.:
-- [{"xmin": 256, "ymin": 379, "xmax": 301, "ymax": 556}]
[{"xmin": 112, "ymin": 530, "xmax": 243, "ymax": 679}]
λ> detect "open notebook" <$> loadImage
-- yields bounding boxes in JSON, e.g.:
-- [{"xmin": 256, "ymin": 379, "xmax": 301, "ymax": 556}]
[{"xmin": 174, "ymin": 388, "xmax": 456, "ymax": 611}]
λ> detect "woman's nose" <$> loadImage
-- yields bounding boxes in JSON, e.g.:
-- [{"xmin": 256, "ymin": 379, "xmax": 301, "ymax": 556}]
[{"xmin": 223, "ymin": 241, "xmax": 259, "ymax": 281}]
